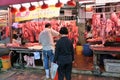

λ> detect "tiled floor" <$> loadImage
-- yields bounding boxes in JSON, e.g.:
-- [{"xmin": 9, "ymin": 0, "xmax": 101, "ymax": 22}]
[
  {"xmin": 3, "ymin": 69, "xmax": 120, "ymax": 80},
  {"xmin": 0, "ymin": 52, "xmax": 120, "ymax": 80},
  {"xmin": 73, "ymin": 52, "xmax": 94, "ymax": 70}
]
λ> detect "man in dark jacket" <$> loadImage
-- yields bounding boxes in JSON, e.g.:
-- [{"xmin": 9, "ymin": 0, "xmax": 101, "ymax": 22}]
[{"xmin": 54, "ymin": 27, "xmax": 74, "ymax": 80}]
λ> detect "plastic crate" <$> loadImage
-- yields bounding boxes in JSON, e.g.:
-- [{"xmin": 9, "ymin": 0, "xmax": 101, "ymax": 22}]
[{"xmin": 104, "ymin": 59, "xmax": 120, "ymax": 73}]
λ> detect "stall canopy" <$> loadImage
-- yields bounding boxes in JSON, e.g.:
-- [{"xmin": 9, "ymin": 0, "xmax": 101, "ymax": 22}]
[{"xmin": 0, "ymin": 0, "xmax": 43, "ymax": 6}]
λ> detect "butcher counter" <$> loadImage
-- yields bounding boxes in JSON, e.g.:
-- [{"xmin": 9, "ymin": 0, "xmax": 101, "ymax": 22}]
[
  {"xmin": 0, "ymin": 43, "xmax": 43, "ymax": 69},
  {"xmin": 90, "ymin": 45, "xmax": 120, "ymax": 77}
]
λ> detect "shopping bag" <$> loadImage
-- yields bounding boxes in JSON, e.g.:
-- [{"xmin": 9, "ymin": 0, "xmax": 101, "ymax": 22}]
[
  {"xmin": 54, "ymin": 71, "xmax": 58, "ymax": 80},
  {"xmin": 50, "ymin": 63, "xmax": 58, "ymax": 79}
]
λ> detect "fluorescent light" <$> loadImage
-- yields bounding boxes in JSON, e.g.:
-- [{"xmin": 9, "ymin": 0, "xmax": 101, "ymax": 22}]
[{"xmin": 79, "ymin": 0, "xmax": 95, "ymax": 4}]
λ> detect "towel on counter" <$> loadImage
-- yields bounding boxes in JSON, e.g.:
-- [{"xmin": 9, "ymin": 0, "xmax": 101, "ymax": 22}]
[{"xmin": 34, "ymin": 52, "xmax": 40, "ymax": 60}]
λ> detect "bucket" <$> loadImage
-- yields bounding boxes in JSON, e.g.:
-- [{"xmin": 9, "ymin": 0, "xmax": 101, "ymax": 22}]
[
  {"xmin": 83, "ymin": 44, "xmax": 93, "ymax": 56},
  {"xmin": 76, "ymin": 46, "xmax": 83, "ymax": 55},
  {"xmin": 1, "ymin": 55, "xmax": 11, "ymax": 70}
]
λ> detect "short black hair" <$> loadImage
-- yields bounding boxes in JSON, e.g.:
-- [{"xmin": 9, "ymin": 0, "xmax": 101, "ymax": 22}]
[
  {"xmin": 59, "ymin": 27, "xmax": 68, "ymax": 35},
  {"xmin": 45, "ymin": 23, "xmax": 51, "ymax": 28},
  {"xmin": 13, "ymin": 34, "xmax": 18, "ymax": 39},
  {"xmin": 86, "ymin": 25, "xmax": 91, "ymax": 32}
]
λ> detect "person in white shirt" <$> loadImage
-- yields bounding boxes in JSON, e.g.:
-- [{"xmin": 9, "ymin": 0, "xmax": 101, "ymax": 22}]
[{"xmin": 39, "ymin": 23, "xmax": 59, "ymax": 80}]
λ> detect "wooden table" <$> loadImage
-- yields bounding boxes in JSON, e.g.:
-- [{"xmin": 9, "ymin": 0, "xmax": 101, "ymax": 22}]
[{"xmin": 91, "ymin": 46, "xmax": 120, "ymax": 75}]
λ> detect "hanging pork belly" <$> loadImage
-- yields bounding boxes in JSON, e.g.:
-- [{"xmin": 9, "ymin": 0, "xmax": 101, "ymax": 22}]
[
  {"xmin": 110, "ymin": 12, "xmax": 118, "ymax": 23},
  {"xmin": 105, "ymin": 19, "xmax": 113, "ymax": 36},
  {"xmin": 92, "ymin": 13, "xmax": 101, "ymax": 28}
]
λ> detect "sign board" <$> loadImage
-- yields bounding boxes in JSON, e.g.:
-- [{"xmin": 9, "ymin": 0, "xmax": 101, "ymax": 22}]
[
  {"xmin": 64, "ymin": 10, "xmax": 72, "ymax": 16},
  {"xmin": 106, "ymin": 0, "xmax": 120, "ymax": 3},
  {"xmin": 79, "ymin": 8, "xmax": 93, "ymax": 19},
  {"xmin": 79, "ymin": 0, "xmax": 95, "ymax": 4},
  {"xmin": 15, "ymin": 6, "xmax": 60, "ymax": 22},
  {"xmin": 96, "ymin": 0, "xmax": 120, "ymax": 5}
]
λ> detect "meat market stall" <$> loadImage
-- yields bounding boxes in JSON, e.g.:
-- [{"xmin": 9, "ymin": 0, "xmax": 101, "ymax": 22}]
[
  {"xmin": 0, "ymin": 42, "xmax": 43, "ymax": 69},
  {"xmin": 90, "ymin": 45, "xmax": 120, "ymax": 77},
  {"xmin": 85, "ymin": 2, "xmax": 120, "ymax": 77},
  {"xmin": 0, "ymin": 0, "xmax": 79, "ymax": 71},
  {"xmin": 2, "ymin": 0, "xmax": 120, "ymax": 78}
]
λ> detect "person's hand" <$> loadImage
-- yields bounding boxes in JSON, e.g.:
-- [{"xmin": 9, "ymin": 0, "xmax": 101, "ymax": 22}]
[{"xmin": 59, "ymin": 34, "xmax": 61, "ymax": 38}]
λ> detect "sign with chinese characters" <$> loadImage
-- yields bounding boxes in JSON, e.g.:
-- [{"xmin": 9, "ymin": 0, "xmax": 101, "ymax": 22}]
[{"xmin": 15, "ymin": 6, "xmax": 60, "ymax": 22}]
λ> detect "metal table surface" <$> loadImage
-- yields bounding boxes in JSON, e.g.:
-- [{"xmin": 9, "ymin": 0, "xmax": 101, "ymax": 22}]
[
  {"xmin": 91, "ymin": 46, "xmax": 120, "ymax": 75},
  {"xmin": 8, "ymin": 45, "xmax": 43, "ymax": 68}
]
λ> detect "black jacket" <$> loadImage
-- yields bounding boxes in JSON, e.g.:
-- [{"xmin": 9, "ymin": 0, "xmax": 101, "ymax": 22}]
[{"xmin": 54, "ymin": 36, "xmax": 74, "ymax": 64}]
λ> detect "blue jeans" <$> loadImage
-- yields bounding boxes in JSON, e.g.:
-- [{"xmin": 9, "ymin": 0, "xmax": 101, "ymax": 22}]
[{"xmin": 43, "ymin": 50, "xmax": 54, "ymax": 69}]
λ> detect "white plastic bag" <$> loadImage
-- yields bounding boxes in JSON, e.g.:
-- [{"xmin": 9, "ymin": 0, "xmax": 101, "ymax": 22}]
[
  {"xmin": 33, "ymin": 52, "xmax": 40, "ymax": 60},
  {"xmin": 50, "ymin": 63, "xmax": 58, "ymax": 79}
]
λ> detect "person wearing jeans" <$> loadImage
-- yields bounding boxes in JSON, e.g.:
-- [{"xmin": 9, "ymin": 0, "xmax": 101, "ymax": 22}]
[
  {"xmin": 39, "ymin": 23, "xmax": 59, "ymax": 80},
  {"xmin": 43, "ymin": 50, "xmax": 54, "ymax": 78}
]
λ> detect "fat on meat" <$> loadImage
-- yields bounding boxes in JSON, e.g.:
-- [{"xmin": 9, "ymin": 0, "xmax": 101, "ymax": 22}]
[
  {"xmin": 92, "ymin": 14, "xmax": 101, "ymax": 28},
  {"xmin": 110, "ymin": 12, "xmax": 118, "ymax": 23},
  {"xmin": 19, "ymin": 20, "xmax": 79, "ymax": 46},
  {"xmin": 100, "ymin": 13, "xmax": 106, "ymax": 38},
  {"xmin": 116, "ymin": 19, "xmax": 120, "ymax": 27},
  {"xmin": 106, "ymin": 19, "xmax": 113, "ymax": 35}
]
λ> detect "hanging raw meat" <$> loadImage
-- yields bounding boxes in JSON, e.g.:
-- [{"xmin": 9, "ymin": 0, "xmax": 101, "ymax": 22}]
[
  {"xmin": 100, "ymin": 13, "xmax": 106, "ymax": 37},
  {"xmin": 5, "ymin": 26, "xmax": 10, "ymax": 37},
  {"xmin": 92, "ymin": 13, "xmax": 102, "ymax": 39},
  {"xmin": 92, "ymin": 14, "xmax": 101, "ymax": 28},
  {"xmin": 110, "ymin": 12, "xmax": 118, "ymax": 23},
  {"xmin": 116, "ymin": 19, "xmax": 120, "ymax": 27},
  {"xmin": 17, "ymin": 20, "xmax": 79, "ymax": 45},
  {"xmin": 106, "ymin": 19, "xmax": 113, "ymax": 36}
]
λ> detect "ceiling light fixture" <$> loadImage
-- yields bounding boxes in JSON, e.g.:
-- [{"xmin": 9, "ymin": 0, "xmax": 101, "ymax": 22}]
[
  {"xmin": 29, "ymin": 3, "xmax": 36, "ymax": 11},
  {"xmin": 41, "ymin": 0, "xmax": 48, "ymax": 9},
  {"xmin": 55, "ymin": 0, "xmax": 63, "ymax": 8},
  {"xmin": 67, "ymin": 0, "xmax": 76, "ymax": 7},
  {"xmin": 19, "ymin": 4, "xmax": 26, "ymax": 12},
  {"xmin": 10, "ymin": 6, "xmax": 17, "ymax": 14}
]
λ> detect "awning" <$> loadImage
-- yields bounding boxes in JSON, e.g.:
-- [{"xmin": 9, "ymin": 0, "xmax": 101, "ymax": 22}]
[{"xmin": 0, "ymin": 0, "xmax": 43, "ymax": 6}]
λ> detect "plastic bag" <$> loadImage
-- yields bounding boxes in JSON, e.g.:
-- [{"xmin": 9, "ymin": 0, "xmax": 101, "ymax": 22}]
[
  {"xmin": 50, "ymin": 63, "xmax": 58, "ymax": 79},
  {"xmin": 54, "ymin": 71, "xmax": 58, "ymax": 80},
  {"xmin": 33, "ymin": 52, "xmax": 40, "ymax": 60}
]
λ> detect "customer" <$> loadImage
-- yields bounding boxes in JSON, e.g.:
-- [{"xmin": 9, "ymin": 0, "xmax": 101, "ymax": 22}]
[
  {"xmin": 84, "ymin": 22, "xmax": 92, "ymax": 41},
  {"xmin": 54, "ymin": 27, "xmax": 74, "ymax": 80},
  {"xmin": 12, "ymin": 34, "xmax": 19, "ymax": 43},
  {"xmin": 39, "ymin": 23, "xmax": 59, "ymax": 80}
]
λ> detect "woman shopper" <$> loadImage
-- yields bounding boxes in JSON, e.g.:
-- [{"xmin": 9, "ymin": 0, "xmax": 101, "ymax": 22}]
[
  {"xmin": 54, "ymin": 27, "xmax": 74, "ymax": 80},
  {"xmin": 39, "ymin": 23, "xmax": 59, "ymax": 80}
]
